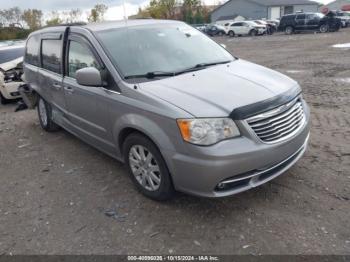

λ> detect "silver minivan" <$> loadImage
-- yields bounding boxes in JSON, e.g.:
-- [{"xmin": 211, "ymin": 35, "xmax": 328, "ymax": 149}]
[{"xmin": 23, "ymin": 20, "xmax": 310, "ymax": 200}]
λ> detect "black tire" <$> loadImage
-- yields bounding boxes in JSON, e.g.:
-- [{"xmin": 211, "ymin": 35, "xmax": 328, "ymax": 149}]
[
  {"xmin": 285, "ymin": 26, "xmax": 294, "ymax": 35},
  {"xmin": 320, "ymin": 24, "xmax": 329, "ymax": 33},
  {"xmin": 249, "ymin": 29, "xmax": 257, "ymax": 36},
  {"xmin": 123, "ymin": 133, "xmax": 175, "ymax": 201},
  {"xmin": 0, "ymin": 93, "xmax": 9, "ymax": 105},
  {"xmin": 228, "ymin": 30, "xmax": 235, "ymax": 37},
  {"xmin": 218, "ymin": 31, "xmax": 224, "ymax": 36},
  {"xmin": 37, "ymin": 96, "xmax": 60, "ymax": 132}
]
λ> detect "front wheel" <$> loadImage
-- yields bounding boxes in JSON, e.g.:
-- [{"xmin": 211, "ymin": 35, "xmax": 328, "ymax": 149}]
[
  {"xmin": 123, "ymin": 133, "xmax": 175, "ymax": 201},
  {"xmin": 249, "ymin": 29, "xmax": 257, "ymax": 36},
  {"xmin": 37, "ymin": 96, "xmax": 60, "ymax": 132},
  {"xmin": 320, "ymin": 24, "xmax": 329, "ymax": 33},
  {"xmin": 285, "ymin": 26, "xmax": 294, "ymax": 35}
]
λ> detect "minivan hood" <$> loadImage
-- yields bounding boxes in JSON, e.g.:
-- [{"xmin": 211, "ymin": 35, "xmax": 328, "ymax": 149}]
[{"xmin": 140, "ymin": 59, "xmax": 299, "ymax": 117}]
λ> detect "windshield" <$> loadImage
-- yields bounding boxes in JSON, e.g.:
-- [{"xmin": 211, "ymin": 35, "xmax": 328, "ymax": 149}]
[
  {"xmin": 96, "ymin": 23, "xmax": 234, "ymax": 79},
  {"xmin": 247, "ymin": 21, "xmax": 259, "ymax": 26}
]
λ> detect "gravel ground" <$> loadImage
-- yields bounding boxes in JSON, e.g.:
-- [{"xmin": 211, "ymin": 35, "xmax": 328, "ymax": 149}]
[{"xmin": 0, "ymin": 29, "xmax": 349, "ymax": 255}]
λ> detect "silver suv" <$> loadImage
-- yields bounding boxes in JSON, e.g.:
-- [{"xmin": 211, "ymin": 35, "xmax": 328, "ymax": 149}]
[{"xmin": 23, "ymin": 20, "xmax": 310, "ymax": 200}]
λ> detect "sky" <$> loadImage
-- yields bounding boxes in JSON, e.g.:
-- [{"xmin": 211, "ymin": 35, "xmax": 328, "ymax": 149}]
[{"xmin": 0, "ymin": 0, "xmax": 335, "ymax": 21}]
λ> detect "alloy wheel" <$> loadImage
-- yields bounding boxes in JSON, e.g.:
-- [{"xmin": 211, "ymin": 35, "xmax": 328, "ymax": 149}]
[
  {"xmin": 129, "ymin": 145, "xmax": 161, "ymax": 191},
  {"xmin": 320, "ymin": 24, "xmax": 329, "ymax": 33}
]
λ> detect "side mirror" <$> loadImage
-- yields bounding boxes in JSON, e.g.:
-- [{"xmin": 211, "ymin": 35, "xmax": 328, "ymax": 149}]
[
  {"xmin": 220, "ymin": 43, "xmax": 227, "ymax": 49},
  {"xmin": 76, "ymin": 67, "xmax": 102, "ymax": 87}
]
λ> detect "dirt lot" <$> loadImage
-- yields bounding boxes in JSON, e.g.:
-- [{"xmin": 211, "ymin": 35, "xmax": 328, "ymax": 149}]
[{"xmin": 0, "ymin": 29, "xmax": 349, "ymax": 255}]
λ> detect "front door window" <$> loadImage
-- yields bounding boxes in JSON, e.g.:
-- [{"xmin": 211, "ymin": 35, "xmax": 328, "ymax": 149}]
[{"xmin": 67, "ymin": 41, "xmax": 101, "ymax": 79}]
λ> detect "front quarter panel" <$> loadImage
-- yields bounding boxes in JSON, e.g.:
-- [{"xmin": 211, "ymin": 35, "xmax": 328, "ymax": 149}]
[{"xmin": 109, "ymin": 85, "xmax": 192, "ymax": 162}]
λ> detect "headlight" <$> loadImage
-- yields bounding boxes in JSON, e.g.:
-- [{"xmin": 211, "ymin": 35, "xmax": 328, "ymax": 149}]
[
  {"xmin": 4, "ymin": 70, "xmax": 16, "ymax": 81},
  {"xmin": 177, "ymin": 118, "xmax": 240, "ymax": 146}
]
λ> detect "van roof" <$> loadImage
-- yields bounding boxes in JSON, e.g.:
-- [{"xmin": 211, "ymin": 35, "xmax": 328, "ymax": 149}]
[
  {"xmin": 83, "ymin": 19, "xmax": 183, "ymax": 32},
  {"xmin": 31, "ymin": 19, "xmax": 184, "ymax": 35}
]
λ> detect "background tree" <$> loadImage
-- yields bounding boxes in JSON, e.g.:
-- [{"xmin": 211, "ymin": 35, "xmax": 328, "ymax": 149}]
[
  {"xmin": 8, "ymin": 7, "xmax": 24, "ymax": 28},
  {"xmin": 147, "ymin": 0, "xmax": 165, "ymax": 18},
  {"xmin": 46, "ymin": 11, "xmax": 62, "ymax": 26},
  {"xmin": 88, "ymin": 4, "xmax": 108, "ymax": 22},
  {"xmin": 63, "ymin": 9, "xmax": 82, "ymax": 23},
  {"xmin": 0, "ymin": 6, "xmax": 23, "ymax": 27},
  {"xmin": 146, "ymin": 0, "xmax": 178, "ymax": 19},
  {"xmin": 22, "ymin": 9, "xmax": 43, "ymax": 30},
  {"xmin": 0, "ymin": 10, "xmax": 7, "ymax": 27},
  {"xmin": 182, "ymin": 0, "xmax": 200, "ymax": 24},
  {"xmin": 160, "ymin": 0, "xmax": 177, "ymax": 19}
]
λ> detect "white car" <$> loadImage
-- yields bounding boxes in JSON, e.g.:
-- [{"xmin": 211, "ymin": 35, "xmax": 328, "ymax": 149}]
[
  {"xmin": 227, "ymin": 21, "xmax": 266, "ymax": 37},
  {"xmin": 0, "ymin": 45, "xmax": 25, "ymax": 104}
]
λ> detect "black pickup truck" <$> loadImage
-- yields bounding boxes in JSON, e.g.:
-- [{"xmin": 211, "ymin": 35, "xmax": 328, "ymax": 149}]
[{"xmin": 278, "ymin": 12, "xmax": 342, "ymax": 34}]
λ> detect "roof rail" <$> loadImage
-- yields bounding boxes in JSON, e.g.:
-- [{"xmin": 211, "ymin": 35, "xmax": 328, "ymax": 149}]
[
  {"xmin": 44, "ymin": 22, "xmax": 87, "ymax": 28},
  {"xmin": 59, "ymin": 22, "xmax": 87, "ymax": 26}
]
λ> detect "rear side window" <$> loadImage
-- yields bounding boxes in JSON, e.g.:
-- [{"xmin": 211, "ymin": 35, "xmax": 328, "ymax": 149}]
[
  {"xmin": 281, "ymin": 15, "xmax": 294, "ymax": 22},
  {"xmin": 296, "ymin": 14, "xmax": 306, "ymax": 20},
  {"xmin": 41, "ymin": 39, "xmax": 61, "ymax": 74},
  {"xmin": 25, "ymin": 36, "xmax": 40, "ymax": 66}
]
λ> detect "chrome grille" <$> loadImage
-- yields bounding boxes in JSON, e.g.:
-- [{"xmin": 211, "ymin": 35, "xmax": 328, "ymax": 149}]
[{"xmin": 247, "ymin": 97, "xmax": 305, "ymax": 143}]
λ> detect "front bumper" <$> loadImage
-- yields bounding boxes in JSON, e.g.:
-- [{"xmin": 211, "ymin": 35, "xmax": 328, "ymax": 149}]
[
  {"xmin": 258, "ymin": 28, "xmax": 266, "ymax": 34},
  {"xmin": 165, "ymin": 102, "xmax": 310, "ymax": 197},
  {"xmin": 0, "ymin": 81, "xmax": 23, "ymax": 100}
]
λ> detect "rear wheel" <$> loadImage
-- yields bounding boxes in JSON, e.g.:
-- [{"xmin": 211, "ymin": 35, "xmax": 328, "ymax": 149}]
[
  {"xmin": 218, "ymin": 31, "xmax": 224, "ymax": 36},
  {"xmin": 123, "ymin": 133, "xmax": 175, "ymax": 201},
  {"xmin": 320, "ymin": 24, "xmax": 329, "ymax": 33},
  {"xmin": 228, "ymin": 30, "xmax": 235, "ymax": 37},
  {"xmin": 37, "ymin": 96, "xmax": 60, "ymax": 132},
  {"xmin": 285, "ymin": 26, "xmax": 294, "ymax": 35}
]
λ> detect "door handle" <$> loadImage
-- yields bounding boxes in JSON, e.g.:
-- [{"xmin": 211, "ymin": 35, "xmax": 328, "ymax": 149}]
[
  {"xmin": 52, "ymin": 83, "xmax": 62, "ymax": 90},
  {"xmin": 64, "ymin": 86, "xmax": 74, "ymax": 94}
]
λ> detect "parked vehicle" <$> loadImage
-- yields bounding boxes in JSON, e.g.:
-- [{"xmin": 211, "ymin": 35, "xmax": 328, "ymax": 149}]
[
  {"xmin": 267, "ymin": 19, "xmax": 280, "ymax": 27},
  {"xmin": 278, "ymin": 12, "xmax": 342, "ymax": 34},
  {"xmin": 227, "ymin": 21, "xmax": 265, "ymax": 37},
  {"xmin": 206, "ymin": 24, "xmax": 226, "ymax": 36},
  {"xmin": 254, "ymin": 20, "xmax": 276, "ymax": 34},
  {"xmin": 192, "ymin": 23, "xmax": 207, "ymax": 31},
  {"xmin": 23, "ymin": 20, "xmax": 310, "ymax": 200},
  {"xmin": 0, "ymin": 45, "xmax": 25, "ymax": 104},
  {"xmin": 220, "ymin": 20, "xmax": 242, "ymax": 33},
  {"xmin": 334, "ymin": 11, "xmax": 350, "ymax": 27}
]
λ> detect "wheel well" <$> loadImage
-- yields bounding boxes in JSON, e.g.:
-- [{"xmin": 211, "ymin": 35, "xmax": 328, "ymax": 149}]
[
  {"xmin": 118, "ymin": 127, "xmax": 152, "ymax": 157},
  {"xmin": 117, "ymin": 127, "xmax": 176, "ymax": 188}
]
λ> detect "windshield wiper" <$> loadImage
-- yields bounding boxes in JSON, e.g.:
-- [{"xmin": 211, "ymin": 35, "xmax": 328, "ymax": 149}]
[
  {"xmin": 124, "ymin": 60, "xmax": 232, "ymax": 80},
  {"xmin": 124, "ymin": 71, "xmax": 175, "ymax": 80},
  {"xmin": 194, "ymin": 60, "xmax": 232, "ymax": 68},
  {"xmin": 174, "ymin": 60, "xmax": 232, "ymax": 75}
]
